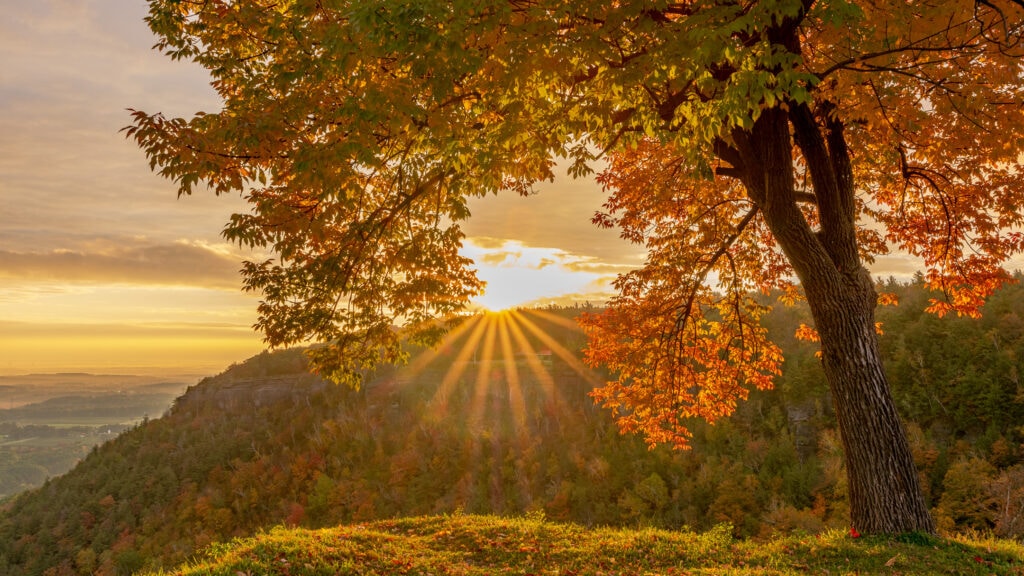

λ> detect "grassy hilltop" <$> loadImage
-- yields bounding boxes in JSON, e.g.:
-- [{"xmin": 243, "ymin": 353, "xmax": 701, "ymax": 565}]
[{"xmin": 149, "ymin": 514, "xmax": 1022, "ymax": 576}]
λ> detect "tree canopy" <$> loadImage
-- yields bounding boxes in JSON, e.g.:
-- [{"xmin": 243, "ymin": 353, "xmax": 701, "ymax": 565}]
[{"xmin": 128, "ymin": 0, "xmax": 1024, "ymax": 534}]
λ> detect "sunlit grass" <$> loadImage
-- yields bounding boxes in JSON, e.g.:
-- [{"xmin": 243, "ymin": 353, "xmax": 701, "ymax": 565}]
[{"xmin": 146, "ymin": 513, "xmax": 1024, "ymax": 575}]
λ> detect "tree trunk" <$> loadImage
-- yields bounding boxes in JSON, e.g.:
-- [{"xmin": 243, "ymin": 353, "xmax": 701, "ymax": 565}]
[
  {"xmin": 808, "ymin": 267, "xmax": 936, "ymax": 534},
  {"xmin": 733, "ymin": 106, "xmax": 935, "ymax": 534}
]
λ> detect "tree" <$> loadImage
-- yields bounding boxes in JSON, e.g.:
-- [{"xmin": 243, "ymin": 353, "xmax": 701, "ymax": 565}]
[{"xmin": 127, "ymin": 0, "xmax": 1024, "ymax": 534}]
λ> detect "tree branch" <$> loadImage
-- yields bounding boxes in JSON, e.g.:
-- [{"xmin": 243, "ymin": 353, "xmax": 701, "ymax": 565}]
[
  {"xmin": 672, "ymin": 206, "xmax": 760, "ymax": 336},
  {"xmin": 789, "ymin": 102, "xmax": 858, "ymax": 268}
]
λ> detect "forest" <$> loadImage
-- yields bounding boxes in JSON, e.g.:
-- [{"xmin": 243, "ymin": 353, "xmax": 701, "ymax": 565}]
[{"xmin": 0, "ymin": 276, "xmax": 1022, "ymax": 576}]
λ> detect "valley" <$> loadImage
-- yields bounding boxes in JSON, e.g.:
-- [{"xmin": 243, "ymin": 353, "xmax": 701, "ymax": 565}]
[{"xmin": 0, "ymin": 374, "xmax": 191, "ymax": 499}]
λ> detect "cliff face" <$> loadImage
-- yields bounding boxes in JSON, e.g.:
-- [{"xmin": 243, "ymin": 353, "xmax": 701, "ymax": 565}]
[{"xmin": 176, "ymin": 374, "xmax": 329, "ymax": 412}]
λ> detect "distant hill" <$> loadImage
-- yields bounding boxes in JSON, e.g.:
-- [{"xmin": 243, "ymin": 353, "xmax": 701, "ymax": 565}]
[
  {"xmin": 0, "ymin": 392, "xmax": 177, "ymax": 425},
  {"xmin": 0, "ymin": 374, "xmax": 189, "ymax": 410},
  {"xmin": 1, "ymin": 289, "xmax": 1023, "ymax": 576}
]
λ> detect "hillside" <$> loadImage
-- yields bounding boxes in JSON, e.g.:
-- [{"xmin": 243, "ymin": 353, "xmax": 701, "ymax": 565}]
[
  {"xmin": 1, "ymin": 281, "xmax": 1023, "ymax": 575},
  {"xmin": 147, "ymin": 514, "xmax": 1024, "ymax": 575}
]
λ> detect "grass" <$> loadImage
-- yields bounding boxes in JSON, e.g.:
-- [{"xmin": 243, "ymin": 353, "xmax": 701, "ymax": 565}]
[{"xmin": 146, "ymin": 513, "xmax": 1024, "ymax": 575}]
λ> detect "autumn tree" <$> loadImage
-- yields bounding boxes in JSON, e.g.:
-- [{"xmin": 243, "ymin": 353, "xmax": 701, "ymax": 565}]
[{"xmin": 127, "ymin": 0, "xmax": 1024, "ymax": 534}]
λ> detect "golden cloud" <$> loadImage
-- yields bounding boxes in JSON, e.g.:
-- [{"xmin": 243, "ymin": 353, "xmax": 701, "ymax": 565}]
[
  {"xmin": 464, "ymin": 236, "xmax": 510, "ymax": 250},
  {"xmin": 478, "ymin": 251, "xmax": 519, "ymax": 266},
  {"xmin": 561, "ymin": 260, "xmax": 635, "ymax": 275},
  {"xmin": 537, "ymin": 257, "xmax": 557, "ymax": 269}
]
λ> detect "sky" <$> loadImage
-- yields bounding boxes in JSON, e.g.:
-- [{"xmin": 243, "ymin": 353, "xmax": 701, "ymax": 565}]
[{"xmin": 0, "ymin": 0, "xmax": 640, "ymax": 376}]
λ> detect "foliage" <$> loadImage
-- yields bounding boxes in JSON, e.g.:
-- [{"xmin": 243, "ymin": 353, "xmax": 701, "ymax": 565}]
[
  {"xmin": 880, "ymin": 273, "xmax": 1024, "ymax": 440},
  {"xmin": 146, "ymin": 514, "xmax": 1024, "ymax": 576},
  {"xmin": 576, "ymin": 4, "xmax": 1024, "ymax": 495},
  {"xmin": 935, "ymin": 457, "xmax": 999, "ymax": 533}
]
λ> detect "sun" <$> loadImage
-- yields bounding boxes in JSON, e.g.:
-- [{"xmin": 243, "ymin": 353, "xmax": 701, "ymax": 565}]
[{"xmin": 461, "ymin": 239, "xmax": 607, "ymax": 312}]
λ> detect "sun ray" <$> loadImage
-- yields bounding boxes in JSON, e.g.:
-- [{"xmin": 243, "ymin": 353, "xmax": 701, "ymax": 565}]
[
  {"xmin": 524, "ymin": 307, "xmax": 587, "ymax": 332},
  {"xmin": 393, "ymin": 308, "xmax": 606, "ymax": 512},
  {"xmin": 496, "ymin": 311, "xmax": 552, "ymax": 509},
  {"xmin": 504, "ymin": 311, "xmax": 559, "ymax": 404},
  {"xmin": 422, "ymin": 313, "xmax": 489, "ymax": 422},
  {"xmin": 391, "ymin": 315, "xmax": 488, "ymax": 491},
  {"xmin": 496, "ymin": 312, "xmax": 527, "ymax": 429},
  {"xmin": 514, "ymin": 310, "xmax": 604, "ymax": 387},
  {"xmin": 461, "ymin": 315, "xmax": 498, "ymax": 513},
  {"xmin": 399, "ymin": 315, "xmax": 481, "ymax": 383},
  {"xmin": 508, "ymin": 310, "xmax": 601, "ymax": 445},
  {"xmin": 469, "ymin": 314, "xmax": 499, "ymax": 430}
]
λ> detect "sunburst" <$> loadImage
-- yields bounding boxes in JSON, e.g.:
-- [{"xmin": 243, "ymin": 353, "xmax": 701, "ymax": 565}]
[{"xmin": 395, "ymin": 308, "xmax": 603, "ymax": 432}]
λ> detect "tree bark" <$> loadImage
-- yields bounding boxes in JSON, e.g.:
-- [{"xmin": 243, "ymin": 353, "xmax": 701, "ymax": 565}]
[
  {"xmin": 809, "ymin": 266, "xmax": 937, "ymax": 534},
  {"xmin": 731, "ymin": 106, "xmax": 935, "ymax": 534}
]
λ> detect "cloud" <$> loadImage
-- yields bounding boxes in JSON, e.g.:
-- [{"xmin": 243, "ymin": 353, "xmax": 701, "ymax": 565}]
[
  {"xmin": 868, "ymin": 254, "xmax": 932, "ymax": 279},
  {"xmin": 0, "ymin": 0, "xmax": 232, "ymax": 257},
  {"xmin": 478, "ymin": 250, "xmax": 519, "ymax": 266},
  {"xmin": 460, "ymin": 238, "xmax": 625, "ymax": 310},
  {"xmin": 0, "ymin": 284, "xmax": 72, "ymax": 302},
  {"xmin": 463, "ymin": 164, "xmax": 645, "ymax": 267},
  {"xmin": 465, "ymin": 236, "xmax": 510, "ymax": 250},
  {"xmin": 0, "ymin": 319, "xmax": 256, "ymax": 340},
  {"xmin": 0, "ymin": 240, "xmax": 244, "ymax": 289},
  {"xmin": 463, "ymin": 237, "xmax": 636, "ymax": 271},
  {"xmin": 0, "ymin": 1, "xmax": 633, "ymax": 372},
  {"xmin": 0, "ymin": 320, "xmax": 264, "ymax": 376},
  {"xmin": 561, "ymin": 260, "xmax": 636, "ymax": 276}
]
